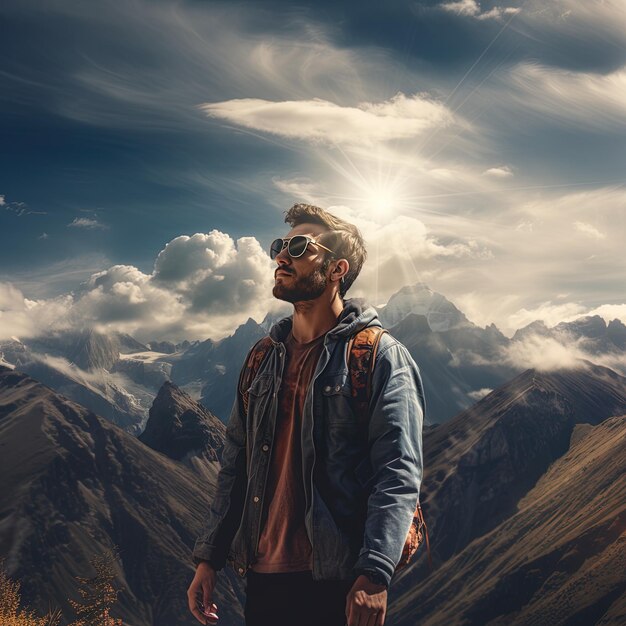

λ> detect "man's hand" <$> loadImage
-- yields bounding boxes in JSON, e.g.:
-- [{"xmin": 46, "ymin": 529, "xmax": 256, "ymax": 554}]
[
  {"xmin": 345, "ymin": 574, "xmax": 388, "ymax": 626},
  {"xmin": 187, "ymin": 561, "xmax": 219, "ymax": 624}
]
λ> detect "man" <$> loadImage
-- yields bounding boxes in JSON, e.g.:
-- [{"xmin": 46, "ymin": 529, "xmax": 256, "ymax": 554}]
[{"xmin": 188, "ymin": 204, "xmax": 425, "ymax": 626}]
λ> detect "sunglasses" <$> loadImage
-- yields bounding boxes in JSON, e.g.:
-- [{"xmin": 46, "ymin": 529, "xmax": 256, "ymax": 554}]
[{"xmin": 269, "ymin": 235, "xmax": 334, "ymax": 259}]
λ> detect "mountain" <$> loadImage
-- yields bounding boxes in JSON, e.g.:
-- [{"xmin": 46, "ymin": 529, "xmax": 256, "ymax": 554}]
[
  {"xmin": 4, "ymin": 285, "xmax": 625, "ymax": 428},
  {"xmin": 390, "ymin": 414, "xmax": 626, "ymax": 626},
  {"xmin": 377, "ymin": 282, "xmax": 474, "ymax": 331},
  {"xmin": 387, "ymin": 360, "xmax": 626, "ymax": 625},
  {"xmin": 0, "ymin": 366, "xmax": 243, "ymax": 626},
  {"xmin": 139, "ymin": 381, "xmax": 226, "ymax": 485},
  {"xmin": 513, "ymin": 315, "xmax": 626, "ymax": 357},
  {"xmin": 27, "ymin": 329, "xmax": 147, "ymax": 371},
  {"xmin": 199, "ymin": 317, "xmax": 267, "ymax": 419},
  {"xmin": 17, "ymin": 357, "xmax": 149, "ymax": 434},
  {"xmin": 388, "ymin": 313, "xmax": 518, "ymax": 424}
]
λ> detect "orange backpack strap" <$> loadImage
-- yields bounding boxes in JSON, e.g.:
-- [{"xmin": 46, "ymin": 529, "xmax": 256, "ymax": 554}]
[
  {"xmin": 347, "ymin": 327, "xmax": 432, "ymax": 572},
  {"xmin": 347, "ymin": 326, "xmax": 388, "ymax": 425},
  {"xmin": 240, "ymin": 336, "xmax": 274, "ymax": 416}
]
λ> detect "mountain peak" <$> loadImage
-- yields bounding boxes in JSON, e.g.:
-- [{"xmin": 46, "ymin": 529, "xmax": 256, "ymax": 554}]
[
  {"xmin": 379, "ymin": 283, "xmax": 473, "ymax": 332},
  {"xmin": 139, "ymin": 381, "xmax": 225, "ymax": 464}
]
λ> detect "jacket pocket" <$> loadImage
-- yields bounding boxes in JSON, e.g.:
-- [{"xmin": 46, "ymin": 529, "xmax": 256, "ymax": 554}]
[{"xmin": 320, "ymin": 374, "xmax": 356, "ymax": 429}]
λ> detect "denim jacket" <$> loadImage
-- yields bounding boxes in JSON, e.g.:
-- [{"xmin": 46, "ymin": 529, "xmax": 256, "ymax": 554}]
[{"xmin": 192, "ymin": 297, "xmax": 425, "ymax": 587}]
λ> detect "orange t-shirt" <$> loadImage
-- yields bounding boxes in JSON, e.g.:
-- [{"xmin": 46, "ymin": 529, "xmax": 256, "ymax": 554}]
[{"xmin": 250, "ymin": 329, "xmax": 326, "ymax": 573}]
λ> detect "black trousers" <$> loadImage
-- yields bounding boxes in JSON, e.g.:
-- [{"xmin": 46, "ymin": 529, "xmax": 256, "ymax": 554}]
[{"xmin": 244, "ymin": 570, "xmax": 352, "ymax": 626}]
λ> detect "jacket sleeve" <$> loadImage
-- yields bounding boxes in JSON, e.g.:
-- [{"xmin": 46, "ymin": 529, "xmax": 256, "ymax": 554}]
[
  {"xmin": 192, "ymin": 366, "xmax": 248, "ymax": 569},
  {"xmin": 351, "ymin": 337, "xmax": 425, "ymax": 586}
]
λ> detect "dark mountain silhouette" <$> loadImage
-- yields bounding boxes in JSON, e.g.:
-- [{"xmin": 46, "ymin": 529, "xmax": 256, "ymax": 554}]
[
  {"xmin": 387, "ymin": 360, "xmax": 626, "ymax": 625},
  {"xmin": 139, "ymin": 381, "xmax": 226, "ymax": 485},
  {"xmin": 0, "ymin": 366, "xmax": 243, "ymax": 626}
]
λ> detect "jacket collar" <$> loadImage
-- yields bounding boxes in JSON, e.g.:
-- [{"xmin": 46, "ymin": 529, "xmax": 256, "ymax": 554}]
[{"xmin": 268, "ymin": 297, "xmax": 381, "ymax": 344}]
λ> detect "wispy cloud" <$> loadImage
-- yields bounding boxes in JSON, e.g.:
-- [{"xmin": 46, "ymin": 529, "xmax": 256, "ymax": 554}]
[
  {"xmin": 440, "ymin": 0, "xmax": 521, "ymax": 20},
  {"xmin": 1, "ymin": 195, "xmax": 46, "ymax": 216},
  {"xmin": 574, "ymin": 221, "xmax": 606, "ymax": 239},
  {"xmin": 67, "ymin": 217, "xmax": 108, "ymax": 230},
  {"xmin": 504, "ymin": 63, "xmax": 626, "ymax": 130},
  {"xmin": 483, "ymin": 166, "xmax": 514, "ymax": 178},
  {"xmin": 201, "ymin": 92, "xmax": 455, "ymax": 146}
]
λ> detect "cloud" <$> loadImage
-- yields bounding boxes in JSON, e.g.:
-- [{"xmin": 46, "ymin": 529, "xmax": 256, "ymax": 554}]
[
  {"xmin": 0, "ymin": 282, "xmax": 74, "ymax": 341},
  {"xmin": 507, "ymin": 301, "xmax": 589, "ymax": 330},
  {"xmin": 440, "ymin": 1, "xmax": 521, "ymax": 20},
  {"xmin": 67, "ymin": 217, "xmax": 108, "ymax": 230},
  {"xmin": 0, "ymin": 195, "xmax": 46, "ymax": 216},
  {"xmin": 468, "ymin": 387, "xmax": 493, "ymax": 401},
  {"xmin": 574, "ymin": 221, "xmax": 606, "ymax": 239},
  {"xmin": 0, "ymin": 230, "xmax": 277, "ymax": 343},
  {"xmin": 502, "ymin": 333, "xmax": 590, "ymax": 371},
  {"xmin": 504, "ymin": 63, "xmax": 626, "ymax": 130},
  {"xmin": 38, "ymin": 232, "xmax": 49, "ymax": 240},
  {"xmin": 483, "ymin": 166, "xmax": 513, "ymax": 178},
  {"xmin": 200, "ymin": 92, "xmax": 454, "ymax": 146}
]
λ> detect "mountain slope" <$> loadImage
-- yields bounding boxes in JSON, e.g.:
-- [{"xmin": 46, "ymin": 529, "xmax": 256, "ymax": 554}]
[
  {"xmin": 391, "ymin": 414, "xmax": 626, "ymax": 626},
  {"xmin": 0, "ymin": 366, "xmax": 242, "ymax": 626},
  {"xmin": 412, "ymin": 360, "xmax": 626, "ymax": 565}
]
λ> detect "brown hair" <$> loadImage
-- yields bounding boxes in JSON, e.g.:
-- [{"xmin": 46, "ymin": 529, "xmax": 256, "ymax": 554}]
[{"xmin": 284, "ymin": 203, "xmax": 367, "ymax": 297}]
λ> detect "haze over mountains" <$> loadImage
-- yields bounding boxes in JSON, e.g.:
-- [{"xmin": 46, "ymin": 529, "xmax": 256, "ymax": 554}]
[{"xmin": 1, "ymin": 282, "xmax": 624, "ymax": 430}]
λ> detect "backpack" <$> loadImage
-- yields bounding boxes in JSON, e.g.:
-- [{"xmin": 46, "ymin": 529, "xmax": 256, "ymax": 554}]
[{"xmin": 240, "ymin": 327, "xmax": 431, "ymax": 572}]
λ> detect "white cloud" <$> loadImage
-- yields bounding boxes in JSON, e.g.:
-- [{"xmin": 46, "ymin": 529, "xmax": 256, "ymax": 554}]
[
  {"xmin": 0, "ymin": 230, "xmax": 276, "ymax": 343},
  {"xmin": 477, "ymin": 6, "xmax": 520, "ymax": 20},
  {"xmin": 272, "ymin": 178, "xmax": 319, "ymax": 204},
  {"xmin": 318, "ymin": 206, "xmax": 494, "ymax": 305},
  {"xmin": 0, "ymin": 195, "xmax": 5, "ymax": 206},
  {"xmin": 483, "ymin": 166, "xmax": 514, "ymax": 178},
  {"xmin": 468, "ymin": 387, "xmax": 493, "ymax": 401},
  {"xmin": 502, "ymin": 333, "xmax": 590, "ymax": 371},
  {"xmin": 441, "ymin": 1, "xmax": 520, "ymax": 20},
  {"xmin": 38, "ymin": 232, "xmax": 49, "ymax": 240},
  {"xmin": 201, "ymin": 92, "xmax": 454, "ymax": 146},
  {"xmin": 574, "ymin": 221, "xmax": 606, "ymax": 239},
  {"xmin": 441, "ymin": 0, "xmax": 481, "ymax": 17},
  {"xmin": 68, "ymin": 217, "xmax": 108, "ymax": 230},
  {"xmin": 507, "ymin": 301, "xmax": 588, "ymax": 330}
]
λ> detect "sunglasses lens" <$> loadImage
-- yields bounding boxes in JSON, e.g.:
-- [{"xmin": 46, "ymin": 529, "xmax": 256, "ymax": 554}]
[
  {"xmin": 288, "ymin": 235, "xmax": 308, "ymax": 257},
  {"xmin": 270, "ymin": 239, "xmax": 284, "ymax": 259}
]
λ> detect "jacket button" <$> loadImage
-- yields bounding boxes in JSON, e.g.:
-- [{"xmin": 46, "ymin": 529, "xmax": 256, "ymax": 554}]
[
  {"xmin": 324, "ymin": 385, "xmax": 331, "ymax": 392},
  {"xmin": 253, "ymin": 496, "xmax": 260, "ymax": 503},
  {"xmin": 335, "ymin": 385, "xmax": 341, "ymax": 392},
  {"xmin": 238, "ymin": 567, "xmax": 244, "ymax": 574},
  {"xmin": 262, "ymin": 444, "xmax": 269, "ymax": 452}
]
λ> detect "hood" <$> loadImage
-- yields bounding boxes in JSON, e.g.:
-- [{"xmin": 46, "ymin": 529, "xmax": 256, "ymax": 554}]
[{"xmin": 268, "ymin": 297, "xmax": 381, "ymax": 344}]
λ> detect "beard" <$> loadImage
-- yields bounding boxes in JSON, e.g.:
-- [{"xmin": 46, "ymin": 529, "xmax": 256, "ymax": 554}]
[{"xmin": 272, "ymin": 260, "xmax": 331, "ymax": 303}]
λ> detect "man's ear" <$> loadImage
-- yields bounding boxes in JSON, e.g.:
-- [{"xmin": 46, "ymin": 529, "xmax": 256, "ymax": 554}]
[{"xmin": 331, "ymin": 259, "xmax": 349, "ymax": 282}]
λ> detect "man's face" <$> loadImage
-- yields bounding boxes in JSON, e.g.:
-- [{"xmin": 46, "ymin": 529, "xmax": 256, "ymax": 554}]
[{"xmin": 272, "ymin": 223, "xmax": 334, "ymax": 304}]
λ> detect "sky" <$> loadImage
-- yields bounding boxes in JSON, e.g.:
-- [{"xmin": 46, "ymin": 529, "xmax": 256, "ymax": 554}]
[{"xmin": 1, "ymin": 0, "xmax": 625, "ymax": 342}]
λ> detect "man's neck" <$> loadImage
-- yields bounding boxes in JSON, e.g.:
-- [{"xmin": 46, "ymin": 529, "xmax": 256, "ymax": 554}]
[{"xmin": 290, "ymin": 291, "xmax": 344, "ymax": 344}]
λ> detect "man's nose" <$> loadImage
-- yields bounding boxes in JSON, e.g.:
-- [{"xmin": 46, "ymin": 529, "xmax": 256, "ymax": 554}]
[{"xmin": 275, "ymin": 245, "xmax": 291, "ymax": 265}]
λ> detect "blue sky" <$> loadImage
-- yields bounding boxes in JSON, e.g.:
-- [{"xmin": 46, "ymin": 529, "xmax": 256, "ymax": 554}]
[{"xmin": 1, "ymin": 0, "xmax": 625, "ymax": 341}]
